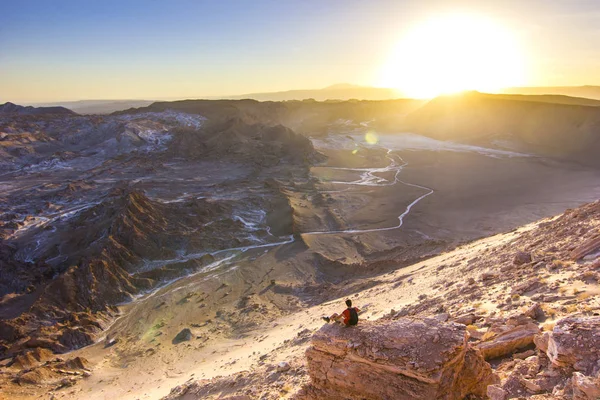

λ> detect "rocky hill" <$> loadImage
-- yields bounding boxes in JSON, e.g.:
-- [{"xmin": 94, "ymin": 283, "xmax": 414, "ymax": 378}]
[
  {"xmin": 121, "ymin": 95, "xmax": 600, "ymax": 167},
  {"xmin": 116, "ymin": 98, "xmax": 425, "ymax": 136},
  {"xmin": 476, "ymin": 92, "xmax": 600, "ymax": 107},
  {"xmin": 404, "ymin": 92, "xmax": 600, "ymax": 166},
  {"xmin": 32, "ymin": 100, "xmax": 155, "ymax": 115},
  {"xmin": 0, "ymin": 102, "xmax": 76, "ymax": 116},
  {"xmin": 0, "ymin": 108, "xmax": 321, "ymax": 363}
]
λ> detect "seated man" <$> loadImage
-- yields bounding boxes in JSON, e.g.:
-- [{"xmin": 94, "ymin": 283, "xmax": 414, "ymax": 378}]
[{"xmin": 322, "ymin": 299, "xmax": 360, "ymax": 326}]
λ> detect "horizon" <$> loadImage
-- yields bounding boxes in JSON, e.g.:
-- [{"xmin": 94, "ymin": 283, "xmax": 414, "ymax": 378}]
[
  {"xmin": 9, "ymin": 83, "xmax": 600, "ymax": 107},
  {"xmin": 3, "ymin": 0, "xmax": 600, "ymax": 103}
]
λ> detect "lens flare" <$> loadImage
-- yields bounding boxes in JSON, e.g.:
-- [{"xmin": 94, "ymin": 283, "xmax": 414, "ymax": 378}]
[{"xmin": 365, "ymin": 132, "xmax": 379, "ymax": 145}]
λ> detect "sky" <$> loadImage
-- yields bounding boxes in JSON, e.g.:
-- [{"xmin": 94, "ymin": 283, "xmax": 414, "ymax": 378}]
[{"xmin": 2, "ymin": 0, "xmax": 600, "ymax": 103}]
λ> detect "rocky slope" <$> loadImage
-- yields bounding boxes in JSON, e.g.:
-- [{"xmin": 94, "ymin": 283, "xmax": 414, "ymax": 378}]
[
  {"xmin": 161, "ymin": 200, "xmax": 600, "ymax": 400},
  {"xmin": 404, "ymin": 92, "xmax": 600, "ymax": 166},
  {"xmin": 0, "ymin": 108, "xmax": 322, "ymax": 364}
]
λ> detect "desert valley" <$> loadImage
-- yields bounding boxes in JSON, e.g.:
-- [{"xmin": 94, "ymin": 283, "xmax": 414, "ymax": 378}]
[
  {"xmin": 0, "ymin": 91, "xmax": 600, "ymax": 399},
  {"xmin": 4, "ymin": 3, "xmax": 600, "ymax": 399}
]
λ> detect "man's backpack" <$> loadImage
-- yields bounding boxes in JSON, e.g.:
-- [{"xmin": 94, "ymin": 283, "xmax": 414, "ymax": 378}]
[{"xmin": 348, "ymin": 307, "xmax": 358, "ymax": 325}]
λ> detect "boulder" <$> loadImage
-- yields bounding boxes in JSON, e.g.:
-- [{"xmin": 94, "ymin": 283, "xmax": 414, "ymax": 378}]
[
  {"xmin": 511, "ymin": 279, "xmax": 543, "ymax": 295},
  {"xmin": 514, "ymin": 251, "xmax": 532, "ymax": 265},
  {"xmin": 453, "ymin": 313, "xmax": 476, "ymax": 326},
  {"xmin": 534, "ymin": 332, "xmax": 550, "ymax": 353},
  {"xmin": 513, "ymin": 349, "xmax": 536, "ymax": 360},
  {"xmin": 544, "ymin": 316, "xmax": 600, "ymax": 375},
  {"xmin": 524, "ymin": 303, "xmax": 545, "ymax": 321},
  {"xmin": 304, "ymin": 318, "xmax": 496, "ymax": 400},
  {"xmin": 276, "ymin": 361, "xmax": 291, "ymax": 373},
  {"xmin": 172, "ymin": 328, "xmax": 192, "ymax": 344},
  {"xmin": 477, "ymin": 322, "xmax": 540, "ymax": 360},
  {"xmin": 432, "ymin": 313, "xmax": 449, "ymax": 322},
  {"xmin": 487, "ymin": 384, "xmax": 508, "ymax": 400},
  {"xmin": 492, "ymin": 355, "xmax": 567, "ymax": 399},
  {"xmin": 571, "ymin": 372, "xmax": 600, "ymax": 400}
]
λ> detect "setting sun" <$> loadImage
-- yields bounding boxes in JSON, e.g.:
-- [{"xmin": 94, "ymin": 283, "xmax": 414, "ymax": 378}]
[{"xmin": 379, "ymin": 13, "xmax": 527, "ymax": 98}]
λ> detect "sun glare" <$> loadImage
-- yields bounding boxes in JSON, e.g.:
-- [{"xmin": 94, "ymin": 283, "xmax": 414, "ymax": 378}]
[
  {"xmin": 365, "ymin": 131, "xmax": 379, "ymax": 145},
  {"xmin": 379, "ymin": 13, "xmax": 527, "ymax": 98}
]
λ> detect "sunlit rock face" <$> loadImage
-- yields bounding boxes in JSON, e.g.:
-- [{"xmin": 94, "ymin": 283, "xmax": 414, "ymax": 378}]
[
  {"xmin": 303, "ymin": 318, "xmax": 497, "ymax": 400},
  {"xmin": 542, "ymin": 316, "xmax": 600, "ymax": 375}
]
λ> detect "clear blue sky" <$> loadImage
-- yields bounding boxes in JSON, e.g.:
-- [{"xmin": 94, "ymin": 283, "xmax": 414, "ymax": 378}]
[{"xmin": 2, "ymin": 0, "xmax": 600, "ymax": 102}]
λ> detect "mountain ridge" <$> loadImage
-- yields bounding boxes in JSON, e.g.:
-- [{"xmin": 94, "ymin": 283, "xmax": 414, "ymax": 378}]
[
  {"xmin": 219, "ymin": 84, "xmax": 402, "ymax": 102},
  {"xmin": 504, "ymin": 85, "xmax": 600, "ymax": 100},
  {"xmin": 0, "ymin": 102, "xmax": 76, "ymax": 116}
]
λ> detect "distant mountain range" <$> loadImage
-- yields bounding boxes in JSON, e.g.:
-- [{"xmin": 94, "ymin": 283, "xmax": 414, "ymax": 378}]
[
  {"xmin": 25, "ymin": 85, "xmax": 402, "ymax": 114},
  {"xmin": 15, "ymin": 84, "xmax": 600, "ymax": 115},
  {"xmin": 0, "ymin": 102, "xmax": 75, "ymax": 116},
  {"xmin": 218, "ymin": 83, "xmax": 403, "ymax": 102},
  {"xmin": 223, "ymin": 83, "xmax": 600, "ymax": 102},
  {"xmin": 503, "ymin": 85, "xmax": 600, "ymax": 100},
  {"xmin": 30, "ymin": 100, "xmax": 154, "ymax": 115}
]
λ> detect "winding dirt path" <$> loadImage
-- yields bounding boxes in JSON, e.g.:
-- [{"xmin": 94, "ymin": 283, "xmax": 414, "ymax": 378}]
[{"xmin": 303, "ymin": 150, "xmax": 434, "ymax": 235}]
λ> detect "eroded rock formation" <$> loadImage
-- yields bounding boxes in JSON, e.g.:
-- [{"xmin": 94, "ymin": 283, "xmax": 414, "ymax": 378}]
[
  {"xmin": 476, "ymin": 319, "xmax": 540, "ymax": 360},
  {"xmin": 302, "ymin": 318, "xmax": 497, "ymax": 400},
  {"xmin": 540, "ymin": 316, "xmax": 600, "ymax": 375},
  {"xmin": 0, "ymin": 108, "xmax": 322, "ymax": 360}
]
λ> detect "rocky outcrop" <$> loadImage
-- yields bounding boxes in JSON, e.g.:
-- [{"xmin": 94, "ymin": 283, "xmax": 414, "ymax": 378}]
[
  {"xmin": 9, "ymin": 347, "xmax": 54, "ymax": 369},
  {"xmin": 571, "ymin": 372, "xmax": 600, "ymax": 400},
  {"xmin": 514, "ymin": 251, "xmax": 533, "ymax": 265},
  {"xmin": 539, "ymin": 316, "xmax": 600, "ymax": 375},
  {"xmin": 484, "ymin": 315, "xmax": 600, "ymax": 399},
  {"xmin": 477, "ymin": 320, "xmax": 540, "ymax": 360},
  {"xmin": 570, "ymin": 236, "xmax": 600, "ymax": 261},
  {"xmin": 303, "ymin": 318, "xmax": 496, "ymax": 400},
  {"xmin": 15, "ymin": 356, "xmax": 90, "ymax": 386}
]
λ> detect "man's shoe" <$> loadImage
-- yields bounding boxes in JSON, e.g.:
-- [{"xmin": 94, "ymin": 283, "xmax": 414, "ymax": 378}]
[{"xmin": 322, "ymin": 316, "xmax": 330, "ymax": 323}]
